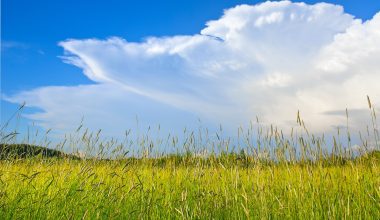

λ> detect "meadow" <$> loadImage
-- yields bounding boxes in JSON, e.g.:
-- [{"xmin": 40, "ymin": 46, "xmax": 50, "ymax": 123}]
[{"xmin": 0, "ymin": 99, "xmax": 379, "ymax": 219}]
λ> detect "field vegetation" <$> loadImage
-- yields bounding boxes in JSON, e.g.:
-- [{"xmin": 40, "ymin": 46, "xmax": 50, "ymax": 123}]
[{"xmin": 0, "ymin": 98, "xmax": 379, "ymax": 219}]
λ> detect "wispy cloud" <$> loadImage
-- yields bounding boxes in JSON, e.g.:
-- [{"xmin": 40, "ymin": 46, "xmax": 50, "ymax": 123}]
[
  {"xmin": 1, "ymin": 41, "xmax": 29, "ymax": 51},
  {"xmin": 5, "ymin": 1, "xmax": 380, "ymax": 137}
]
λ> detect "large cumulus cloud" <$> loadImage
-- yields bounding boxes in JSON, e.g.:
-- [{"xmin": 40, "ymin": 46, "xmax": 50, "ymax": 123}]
[{"xmin": 5, "ymin": 1, "xmax": 380, "ymax": 137}]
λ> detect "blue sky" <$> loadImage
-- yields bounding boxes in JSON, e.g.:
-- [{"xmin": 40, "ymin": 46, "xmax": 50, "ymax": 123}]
[
  {"xmin": 2, "ymin": 0, "xmax": 380, "ymax": 141},
  {"xmin": 2, "ymin": 0, "xmax": 379, "ymax": 92}
]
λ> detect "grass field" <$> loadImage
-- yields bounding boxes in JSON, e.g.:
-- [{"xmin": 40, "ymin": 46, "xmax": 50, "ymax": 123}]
[
  {"xmin": 0, "ymin": 153, "xmax": 379, "ymax": 219},
  {"xmin": 0, "ymin": 100, "xmax": 379, "ymax": 219}
]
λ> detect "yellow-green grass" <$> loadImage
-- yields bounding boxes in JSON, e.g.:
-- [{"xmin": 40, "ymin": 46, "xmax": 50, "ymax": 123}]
[
  {"xmin": 1, "ymin": 98, "xmax": 379, "ymax": 219},
  {"xmin": 1, "ymin": 156, "xmax": 379, "ymax": 219}
]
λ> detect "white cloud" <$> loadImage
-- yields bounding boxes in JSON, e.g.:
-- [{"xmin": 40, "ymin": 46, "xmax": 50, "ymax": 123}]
[
  {"xmin": 1, "ymin": 41, "xmax": 28, "ymax": 51},
  {"xmin": 4, "ymin": 1, "xmax": 380, "ymax": 138}
]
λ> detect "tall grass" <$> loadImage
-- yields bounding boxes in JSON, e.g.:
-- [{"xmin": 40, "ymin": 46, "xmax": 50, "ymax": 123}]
[{"xmin": 0, "ymin": 98, "xmax": 379, "ymax": 219}]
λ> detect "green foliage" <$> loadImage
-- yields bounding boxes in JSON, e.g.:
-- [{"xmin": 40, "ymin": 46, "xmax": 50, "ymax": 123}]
[{"xmin": 0, "ymin": 144, "xmax": 79, "ymax": 160}]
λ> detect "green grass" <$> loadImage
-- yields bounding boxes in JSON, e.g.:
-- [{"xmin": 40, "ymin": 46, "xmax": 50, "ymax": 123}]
[
  {"xmin": 0, "ymin": 144, "xmax": 79, "ymax": 160},
  {"xmin": 0, "ymin": 98, "xmax": 379, "ymax": 219},
  {"xmin": 0, "ymin": 156, "xmax": 379, "ymax": 219}
]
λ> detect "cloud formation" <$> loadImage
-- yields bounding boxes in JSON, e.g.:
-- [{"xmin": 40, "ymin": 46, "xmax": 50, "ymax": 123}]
[{"xmin": 5, "ymin": 1, "xmax": 380, "ymax": 137}]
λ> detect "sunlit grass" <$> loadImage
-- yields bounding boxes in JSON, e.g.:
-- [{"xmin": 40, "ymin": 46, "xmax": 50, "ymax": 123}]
[
  {"xmin": 0, "ymin": 97, "xmax": 379, "ymax": 219},
  {"xmin": 0, "ymin": 157, "xmax": 379, "ymax": 219}
]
